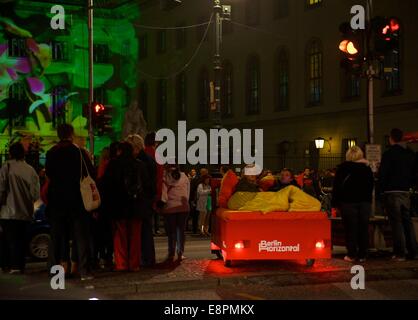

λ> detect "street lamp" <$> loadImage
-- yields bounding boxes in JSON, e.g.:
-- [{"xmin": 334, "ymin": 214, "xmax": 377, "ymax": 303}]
[
  {"xmin": 315, "ymin": 138, "xmax": 325, "ymax": 150},
  {"xmin": 212, "ymin": 0, "xmax": 232, "ymax": 130},
  {"xmin": 315, "ymin": 137, "xmax": 332, "ymax": 153}
]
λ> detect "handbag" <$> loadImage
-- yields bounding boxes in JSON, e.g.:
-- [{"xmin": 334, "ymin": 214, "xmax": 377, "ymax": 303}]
[{"xmin": 79, "ymin": 148, "xmax": 101, "ymax": 212}]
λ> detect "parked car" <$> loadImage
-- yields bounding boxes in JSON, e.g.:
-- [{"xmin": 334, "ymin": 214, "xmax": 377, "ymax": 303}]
[{"xmin": 28, "ymin": 203, "xmax": 50, "ymax": 260}]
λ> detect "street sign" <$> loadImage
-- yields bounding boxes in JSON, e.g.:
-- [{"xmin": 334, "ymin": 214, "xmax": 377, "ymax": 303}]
[{"xmin": 366, "ymin": 144, "xmax": 382, "ymax": 173}]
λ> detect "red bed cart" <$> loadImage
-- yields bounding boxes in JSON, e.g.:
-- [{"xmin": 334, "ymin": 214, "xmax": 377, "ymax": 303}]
[{"xmin": 211, "ymin": 208, "xmax": 332, "ymax": 267}]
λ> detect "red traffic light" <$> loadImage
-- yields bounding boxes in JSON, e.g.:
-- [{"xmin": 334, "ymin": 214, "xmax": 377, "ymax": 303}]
[
  {"xmin": 381, "ymin": 18, "xmax": 400, "ymax": 40},
  {"xmin": 93, "ymin": 103, "xmax": 105, "ymax": 114}
]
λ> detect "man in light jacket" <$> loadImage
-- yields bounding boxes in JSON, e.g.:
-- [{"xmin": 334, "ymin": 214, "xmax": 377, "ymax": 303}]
[{"xmin": 0, "ymin": 142, "xmax": 40, "ymax": 274}]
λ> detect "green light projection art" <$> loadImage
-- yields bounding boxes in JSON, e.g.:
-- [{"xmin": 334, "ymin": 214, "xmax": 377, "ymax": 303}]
[{"xmin": 0, "ymin": 0, "xmax": 140, "ymax": 156}]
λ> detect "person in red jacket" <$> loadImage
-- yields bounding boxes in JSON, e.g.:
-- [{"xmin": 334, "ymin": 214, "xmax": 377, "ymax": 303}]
[{"xmin": 144, "ymin": 132, "xmax": 164, "ymax": 235}]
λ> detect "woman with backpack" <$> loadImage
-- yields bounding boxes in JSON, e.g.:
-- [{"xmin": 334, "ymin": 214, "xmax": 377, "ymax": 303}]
[
  {"xmin": 332, "ymin": 146, "xmax": 374, "ymax": 263},
  {"xmin": 196, "ymin": 175, "xmax": 212, "ymax": 237},
  {"xmin": 160, "ymin": 164, "xmax": 190, "ymax": 264},
  {"xmin": 101, "ymin": 142, "xmax": 151, "ymax": 272}
]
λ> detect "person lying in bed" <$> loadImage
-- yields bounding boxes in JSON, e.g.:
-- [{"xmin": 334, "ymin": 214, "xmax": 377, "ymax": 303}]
[
  {"xmin": 235, "ymin": 165, "xmax": 263, "ymax": 193},
  {"xmin": 269, "ymin": 169, "xmax": 300, "ymax": 192}
]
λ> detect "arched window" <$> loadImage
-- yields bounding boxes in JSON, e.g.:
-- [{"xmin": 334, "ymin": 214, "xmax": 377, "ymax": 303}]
[
  {"xmin": 221, "ymin": 61, "xmax": 233, "ymax": 117},
  {"xmin": 246, "ymin": 55, "xmax": 261, "ymax": 115},
  {"xmin": 198, "ymin": 68, "xmax": 210, "ymax": 120},
  {"xmin": 176, "ymin": 72, "xmax": 187, "ymax": 120},
  {"xmin": 307, "ymin": 39, "xmax": 323, "ymax": 106},
  {"xmin": 276, "ymin": 48, "xmax": 289, "ymax": 111}
]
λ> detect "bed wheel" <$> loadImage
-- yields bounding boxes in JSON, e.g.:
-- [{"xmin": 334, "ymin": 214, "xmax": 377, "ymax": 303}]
[
  {"xmin": 224, "ymin": 260, "xmax": 232, "ymax": 268},
  {"xmin": 306, "ymin": 259, "xmax": 315, "ymax": 267}
]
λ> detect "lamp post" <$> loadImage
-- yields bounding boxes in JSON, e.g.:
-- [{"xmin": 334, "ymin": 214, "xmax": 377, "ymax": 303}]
[
  {"xmin": 212, "ymin": 0, "xmax": 223, "ymax": 130},
  {"xmin": 87, "ymin": 0, "xmax": 94, "ymax": 156}
]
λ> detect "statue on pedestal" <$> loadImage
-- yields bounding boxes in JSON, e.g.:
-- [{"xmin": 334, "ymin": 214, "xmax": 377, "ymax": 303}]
[{"xmin": 122, "ymin": 100, "xmax": 147, "ymax": 138}]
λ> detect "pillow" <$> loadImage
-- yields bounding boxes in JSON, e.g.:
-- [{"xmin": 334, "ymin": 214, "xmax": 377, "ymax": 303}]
[
  {"xmin": 227, "ymin": 192, "xmax": 257, "ymax": 210},
  {"xmin": 258, "ymin": 176, "xmax": 276, "ymax": 192},
  {"xmin": 218, "ymin": 170, "xmax": 239, "ymax": 208}
]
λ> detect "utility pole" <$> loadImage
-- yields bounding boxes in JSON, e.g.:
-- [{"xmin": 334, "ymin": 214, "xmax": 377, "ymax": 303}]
[
  {"xmin": 87, "ymin": 0, "xmax": 95, "ymax": 155},
  {"xmin": 212, "ymin": 0, "xmax": 222, "ymax": 130}
]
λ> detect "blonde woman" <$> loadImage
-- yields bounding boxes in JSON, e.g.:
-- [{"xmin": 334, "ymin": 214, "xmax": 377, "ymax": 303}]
[{"xmin": 332, "ymin": 146, "xmax": 374, "ymax": 263}]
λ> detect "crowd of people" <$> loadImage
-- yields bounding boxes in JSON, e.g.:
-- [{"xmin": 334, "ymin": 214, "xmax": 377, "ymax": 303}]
[{"xmin": 0, "ymin": 125, "xmax": 417, "ymax": 278}]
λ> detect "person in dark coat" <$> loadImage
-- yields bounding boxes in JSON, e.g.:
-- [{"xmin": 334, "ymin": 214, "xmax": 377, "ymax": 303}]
[
  {"xmin": 332, "ymin": 146, "xmax": 374, "ymax": 263},
  {"xmin": 45, "ymin": 124, "xmax": 95, "ymax": 280},
  {"xmin": 101, "ymin": 142, "xmax": 152, "ymax": 271},
  {"xmin": 125, "ymin": 134, "xmax": 157, "ymax": 268},
  {"xmin": 379, "ymin": 128, "xmax": 417, "ymax": 261}
]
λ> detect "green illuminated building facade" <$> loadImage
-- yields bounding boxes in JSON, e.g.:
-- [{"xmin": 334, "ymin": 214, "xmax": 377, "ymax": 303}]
[{"xmin": 0, "ymin": 0, "xmax": 140, "ymax": 157}]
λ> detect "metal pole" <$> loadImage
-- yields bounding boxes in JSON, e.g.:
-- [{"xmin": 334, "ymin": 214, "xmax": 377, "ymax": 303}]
[
  {"xmin": 367, "ymin": 65, "xmax": 375, "ymax": 144},
  {"xmin": 366, "ymin": 0, "xmax": 374, "ymax": 145},
  {"xmin": 213, "ymin": 0, "xmax": 222, "ymax": 129},
  {"xmin": 88, "ymin": 0, "xmax": 94, "ymax": 155}
]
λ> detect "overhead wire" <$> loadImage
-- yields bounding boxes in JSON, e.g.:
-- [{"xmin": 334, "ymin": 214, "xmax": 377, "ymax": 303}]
[{"xmin": 136, "ymin": 13, "xmax": 214, "ymax": 80}]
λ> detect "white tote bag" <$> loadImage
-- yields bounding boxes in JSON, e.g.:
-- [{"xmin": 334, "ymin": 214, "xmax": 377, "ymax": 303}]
[{"xmin": 79, "ymin": 148, "xmax": 101, "ymax": 212}]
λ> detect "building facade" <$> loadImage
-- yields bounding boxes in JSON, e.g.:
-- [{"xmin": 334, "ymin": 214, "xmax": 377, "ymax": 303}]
[
  {"xmin": 0, "ymin": 0, "xmax": 140, "ymax": 156},
  {"xmin": 137, "ymin": 0, "xmax": 418, "ymax": 171}
]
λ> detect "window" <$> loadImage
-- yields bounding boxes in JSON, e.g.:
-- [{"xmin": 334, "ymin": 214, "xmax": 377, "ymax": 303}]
[
  {"xmin": 93, "ymin": 44, "xmax": 110, "ymax": 63},
  {"xmin": 8, "ymin": 82, "xmax": 29, "ymax": 127},
  {"xmin": 274, "ymin": 0, "xmax": 289, "ymax": 19},
  {"xmin": 139, "ymin": 81, "xmax": 148, "ymax": 119},
  {"xmin": 307, "ymin": 40, "xmax": 323, "ymax": 106},
  {"xmin": 221, "ymin": 61, "xmax": 233, "ymax": 117},
  {"xmin": 139, "ymin": 35, "xmax": 148, "ymax": 60},
  {"xmin": 176, "ymin": 72, "xmax": 187, "ymax": 120},
  {"xmin": 246, "ymin": 0, "xmax": 260, "ymax": 26},
  {"xmin": 157, "ymin": 79, "xmax": 168, "ymax": 127},
  {"xmin": 198, "ymin": 68, "xmax": 210, "ymax": 120},
  {"xmin": 246, "ymin": 55, "xmax": 261, "ymax": 115},
  {"xmin": 7, "ymin": 38, "xmax": 27, "ymax": 57},
  {"xmin": 51, "ymin": 86, "xmax": 68, "ymax": 127},
  {"xmin": 342, "ymin": 73, "xmax": 361, "ymax": 100},
  {"xmin": 307, "ymin": 0, "xmax": 322, "ymax": 8},
  {"xmin": 50, "ymin": 41, "xmax": 69, "ymax": 61},
  {"xmin": 176, "ymin": 25, "xmax": 187, "ymax": 50},
  {"xmin": 276, "ymin": 48, "xmax": 289, "ymax": 111},
  {"xmin": 156, "ymin": 30, "xmax": 167, "ymax": 54}
]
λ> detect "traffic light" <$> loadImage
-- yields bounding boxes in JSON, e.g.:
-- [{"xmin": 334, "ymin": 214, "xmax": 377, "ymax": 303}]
[
  {"xmin": 92, "ymin": 102, "xmax": 113, "ymax": 136},
  {"xmin": 338, "ymin": 22, "xmax": 364, "ymax": 73},
  {"xmin": 372, "ymin": 16, "xmax": 400, "ymax": 55}
]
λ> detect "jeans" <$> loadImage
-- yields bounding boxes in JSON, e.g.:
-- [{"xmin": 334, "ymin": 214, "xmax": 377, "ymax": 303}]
[
  {"xmin": 384, "ymin": 193, "xmax": 418, "ymax": 258},
  {"xmin": 164, "ymin": 212, "xmax": 189, "ymax": 258},
  {"xmin": 0, "ymin": 220, "xmax": 29, "ymax": 271},
  {"xmin": 340, "ymin": 202, "xmax": 371, "ymax": 259}
]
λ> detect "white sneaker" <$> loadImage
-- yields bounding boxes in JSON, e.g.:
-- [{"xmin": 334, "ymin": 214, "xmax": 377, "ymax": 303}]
[{"xmin": 344, "ymin": 256, "xmax": 355, "ymax": 263}]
